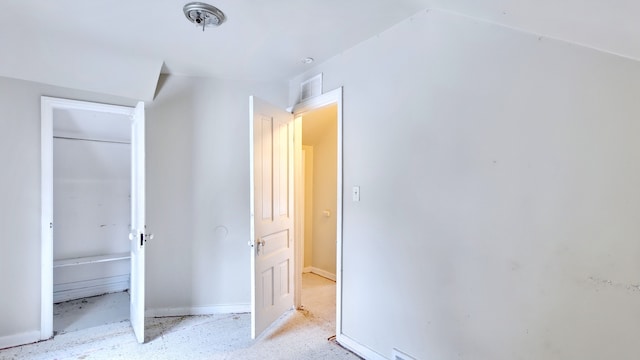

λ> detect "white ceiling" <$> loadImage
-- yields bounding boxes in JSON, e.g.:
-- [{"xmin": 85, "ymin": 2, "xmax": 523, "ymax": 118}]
[
  {"xmin": 428, "ymin": 0, "xmax": 640, "ymax": 61},
  {"xmin": 1, "ymin": 0, "xmax": 638, "ymax": 100}
]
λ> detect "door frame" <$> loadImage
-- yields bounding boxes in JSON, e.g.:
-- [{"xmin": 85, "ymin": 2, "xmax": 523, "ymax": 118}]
[
  {"xmin": 40, "ymin": 97, "xmax": 138, "ymax": 340},
  {"xmin": 292, "ymin": 87, "xmax": 343, "ymax": 335}
]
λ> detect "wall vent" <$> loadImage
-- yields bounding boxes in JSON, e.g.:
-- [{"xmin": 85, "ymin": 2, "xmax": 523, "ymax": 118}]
[
  {"xmin": 299, "ymin": 73, "xmax": 323, "ymax": 102},
  {"xmin": 392, "ymin": 348, "xmax": 417, "ymax": 360}
]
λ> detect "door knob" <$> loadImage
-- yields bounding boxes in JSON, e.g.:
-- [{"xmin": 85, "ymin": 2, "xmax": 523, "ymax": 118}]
[{"xmin": 256, "ymin": 238, "xmax": 266, "ymax": 254}]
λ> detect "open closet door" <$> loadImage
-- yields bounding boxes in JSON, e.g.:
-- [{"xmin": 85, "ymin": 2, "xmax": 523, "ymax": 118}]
[
  {"xmin": 250, "ymin": 96, "xmax": 295, "ymax": 338},
  {"xmin": 130, "ymin": 101, "xmax": 146, "ymax": 343}
]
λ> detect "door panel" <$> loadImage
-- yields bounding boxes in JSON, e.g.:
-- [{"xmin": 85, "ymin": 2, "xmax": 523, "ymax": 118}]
[
  {"xmin": 261, "ymin": 230, "xmax": 289, "ymax": 256},
  {"xmin": 250, "ymin": 96, "xmax": 295, "ymax": 338},
  {"xmin": 130, "ymin": 101, "xmax": 146, "ymax": 344},
  {"xmin": 260, "ymin": 116, "xmax": 274, "ymax": 221}
]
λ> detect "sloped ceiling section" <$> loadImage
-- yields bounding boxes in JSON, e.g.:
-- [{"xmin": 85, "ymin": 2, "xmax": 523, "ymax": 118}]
[
  {"xmin": 0, "ymin": 0, "xmax": 431, "ymax": 100},
  {"xmin": 0, "ymin": 0, "xmax": 638, "ymax": 101},
  {"xmin": 0, "ymin": 33, "xmax": 162, "ymax": 102},
  {"xmin": 429, "ymin": 0, "xmax": 640, "ymax": 61},
  {"xmin": 0, "ymin": 2, "xmax": 162, "ymax": 101}
]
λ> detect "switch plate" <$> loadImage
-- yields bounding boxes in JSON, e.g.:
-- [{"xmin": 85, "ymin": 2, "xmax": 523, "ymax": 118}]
[{"xmin": 352, "ymin": 186, "xmax": 360, "ymax": 202}]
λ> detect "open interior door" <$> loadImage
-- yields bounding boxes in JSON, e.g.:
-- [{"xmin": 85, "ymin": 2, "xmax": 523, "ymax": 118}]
[
  {"xmin": 129, "ymin": 101, "xmax": 146, "ymax": 343},
  {"xmin": 250, "ymin": 96, "xmax": 295, "ymax": 338}
]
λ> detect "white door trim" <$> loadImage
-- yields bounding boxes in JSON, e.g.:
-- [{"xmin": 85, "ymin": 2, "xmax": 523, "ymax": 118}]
[
  {"xmin": 291, "ymin": 87, "xmax": 344, "ymax": 336},
  {"xmin": 40, "ymin": 97, "xmax": 135, "ymax": 340}
]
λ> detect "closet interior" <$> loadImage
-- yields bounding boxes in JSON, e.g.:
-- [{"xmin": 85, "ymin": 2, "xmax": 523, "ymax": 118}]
[{"xmin": 52, "ymin": 108, "xmax": 132, "ymax": 332}]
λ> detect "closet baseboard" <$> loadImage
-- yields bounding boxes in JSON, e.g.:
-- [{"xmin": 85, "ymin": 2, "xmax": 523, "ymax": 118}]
[
  {"xmin": 53, "ymin": 275, "xmax": 129, "ymax": 303},
  {"xmin": 146, "ymin": 304, "xmax": 251, "ymax": 318}
]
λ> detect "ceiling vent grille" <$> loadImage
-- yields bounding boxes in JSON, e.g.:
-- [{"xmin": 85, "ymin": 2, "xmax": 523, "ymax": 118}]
[{"xmin": 299, "ymin": 73, "xmax": 323, "ymax": 102}]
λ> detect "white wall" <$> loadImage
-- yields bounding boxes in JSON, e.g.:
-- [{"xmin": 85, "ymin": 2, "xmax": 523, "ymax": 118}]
[
  {"xmin": 145, "ymin": 74, "xmax": 288, "ymax": 313},
  {"xmin": 53, "ymin": 139, "xmax": 130, "ymax": 261},
  {"xmin": 0, "ymin": 73, "xmax": 287, "ymax": 346},
  {"xmin": 290, "ymin": 9, "xmax": 640, "ymax": 360},
  {"xmin": 52, "ymin": 136, "xmax": 131, "ymax": 297}
]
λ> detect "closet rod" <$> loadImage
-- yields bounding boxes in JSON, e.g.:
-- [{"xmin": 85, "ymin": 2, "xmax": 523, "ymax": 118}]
[{"xmin": 53, "ymin": 136, "xmax": 131, "ymax": 145}]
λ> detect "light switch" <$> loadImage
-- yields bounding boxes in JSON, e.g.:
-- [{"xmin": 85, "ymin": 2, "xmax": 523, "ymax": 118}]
[{"xmin": 352, "ymin": 186, "xmax": 360, "ymax": 202}]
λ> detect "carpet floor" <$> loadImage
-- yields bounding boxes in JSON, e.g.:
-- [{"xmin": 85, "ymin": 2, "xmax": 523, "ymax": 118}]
[{"xmin": 0, "ymin": 273, "xmax": 361, "ymax": 360}]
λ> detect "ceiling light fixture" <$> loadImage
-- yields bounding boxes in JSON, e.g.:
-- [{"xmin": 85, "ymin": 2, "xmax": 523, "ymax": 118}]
[{"xmin": 183, "ymin": 2, "xmax": 226, "ymax": 31}]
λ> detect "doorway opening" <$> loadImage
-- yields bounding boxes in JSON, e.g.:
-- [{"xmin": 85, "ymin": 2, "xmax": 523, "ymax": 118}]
[
  {"xmin": 41, "ymin": 97, "xmax": 147, "ymax": 343},
  {"xmin": 297, "ymin": 104, "xmax": 338, "ymax": 322},
  {"xmin": 249, "ymin": 87, "xmax": 343, "ymax": 339},
  {"xmin": 51, "ymin": 106, "xmax": 131, "ymax": 334},
  {"xmin": 292, "ymin": 87, "xmax": 343, "ymax": 335}
]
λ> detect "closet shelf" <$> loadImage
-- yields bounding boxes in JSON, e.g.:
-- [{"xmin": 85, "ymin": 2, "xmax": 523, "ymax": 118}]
[{"xmin": 53, "ymin": 252, "xmax": 130, "ymax": 268}]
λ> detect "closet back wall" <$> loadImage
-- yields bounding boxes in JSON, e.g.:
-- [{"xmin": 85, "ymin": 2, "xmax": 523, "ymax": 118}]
[{"xmin": 52, "ymin": 112, "xmax": 131, "ymax": 302}]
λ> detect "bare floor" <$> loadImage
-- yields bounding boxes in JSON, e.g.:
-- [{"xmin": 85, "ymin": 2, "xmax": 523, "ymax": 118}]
[
  {"xmin": 1, "ymin": 273, "xmax": 360, "ymax": 360},
  {"xmin": 53, "ymin": 290, "xmax": 130, "ymax": 334}
]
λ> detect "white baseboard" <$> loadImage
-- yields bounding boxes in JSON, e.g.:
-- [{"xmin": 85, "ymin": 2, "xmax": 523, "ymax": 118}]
[
  {"xmin": 0, "ymin": 330, "xmax": 41, "ymax": 350},
  {"xmin": 53, "ymin": 275, "xmax": 129, "ymax": 303},
  {"xmin": 146, "ymin": 303, "xmax": 250, "ymax": 318},
  {"xmin": 337, "ymin": 333, "xmax": 386, "ymax": 360},
  {"xmin": 303, "ymin": 266, "xmax": 312, "ymax": 273},
  {"xmin": 308, "ymin": 267, "xmax": 336, "ymax": 281}
]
